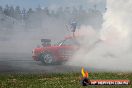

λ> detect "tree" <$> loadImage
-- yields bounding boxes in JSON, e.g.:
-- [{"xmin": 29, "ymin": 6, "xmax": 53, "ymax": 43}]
[
  {"xmin": 50, "ymin": 10, "xmax": 55, "ymax": 17},
  {"xmin": 27, "ymin": 8, "xmax": 33, "ymax": 15},
  {"xmin": 24, "ymin": 8, "xmax": 34, "ymax": 29},
  {"xmin": 43, "ymin": 7, "xmax": 49, "ymax": 16},
  {"xmin": 0, "ymin": 6, "xmax": 3, "ymax": 14},
  {"xmin": 15, "ymin": 6, "xmax": 21, "ymax": 14},
  {"xmin": 36, "ymin": 5, "xmax": 42, "ymax": 12},
  {"xmin": 9, "ymin": 6, "xmax": 15, "ymax": 17},
  {"xmin": 64, "ymin": 7, "xmax": 71, "ymax": 14},
  {"xmin": 4, "ymin": 5, "xmax": 10, "ymax": 16},
  {"xmin": 21, "ymin": 8, "xmax": 26, "ymax": 20},
  {"xmin": 14, "ymin": 6, "xmax": 22, "ymax": 20},
  {"xmin": 56, "ymin": 7, "xmax": 64, "ymax": 17},
  {"xmin": 71, "ymin": 7, "xmax": 78, "ymax": 17}
]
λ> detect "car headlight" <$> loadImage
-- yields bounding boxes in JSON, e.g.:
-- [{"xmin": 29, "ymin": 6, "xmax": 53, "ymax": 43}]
[{"xmin": 32, "ymin": 49, "xmax": 35, "ymax": 54}]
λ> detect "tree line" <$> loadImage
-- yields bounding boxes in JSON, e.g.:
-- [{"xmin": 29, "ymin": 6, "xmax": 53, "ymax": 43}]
[{"xmin": 0, "ymin": 5, "xmax": 103, "ymax": 30}]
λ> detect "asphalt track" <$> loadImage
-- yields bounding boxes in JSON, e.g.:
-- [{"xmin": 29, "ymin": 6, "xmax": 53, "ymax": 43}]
[{"xmin": 0, "ymin": 53, "xmax": 81, "ymax": 73}]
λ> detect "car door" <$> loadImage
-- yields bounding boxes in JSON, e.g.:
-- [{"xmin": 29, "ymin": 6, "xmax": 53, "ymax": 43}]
[{"xmin": 58, "ymin": 38, "xmax": 79, "ymax": 59}]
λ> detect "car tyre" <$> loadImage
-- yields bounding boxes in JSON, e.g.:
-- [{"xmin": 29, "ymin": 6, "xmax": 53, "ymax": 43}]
[{"xmin": 40, "ymin": 52, "xmax": 54, "ymax": 65}]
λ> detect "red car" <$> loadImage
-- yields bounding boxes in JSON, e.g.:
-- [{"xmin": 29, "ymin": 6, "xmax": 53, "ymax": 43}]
[{"xmin": 32, "ymin": 36, "xmax": 79, "ymax": 64}]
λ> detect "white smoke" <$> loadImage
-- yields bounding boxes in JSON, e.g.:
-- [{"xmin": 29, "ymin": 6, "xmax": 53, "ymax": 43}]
[
  {"xmin": 66, "ymin": 0, "xmax": 132, "ymax": 72},
  {"xmin": 0, "ymin": 12, "xmax": 69, "ymax": 59}
]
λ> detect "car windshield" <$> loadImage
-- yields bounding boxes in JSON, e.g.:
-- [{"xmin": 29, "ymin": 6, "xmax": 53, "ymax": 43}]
[
  {"xmin": 55, "ymin": 38, "xmax": 80, "ymax": 46},
  {"xmin": 55, "ymin": 40, "xmax": 65, "ymax": 46}
]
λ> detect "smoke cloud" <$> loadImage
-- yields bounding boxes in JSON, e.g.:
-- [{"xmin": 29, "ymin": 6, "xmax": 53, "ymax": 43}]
[
  {"xmin": 0, "ymin": 12, "xmax": 69, "ymax": 59},
  {"xmin": 66, "ymin": 0, "xmax": 132, "ymax": 72},
  {"xmin": 0, "ymin": 1, "xmax": 103, "ymax": 72}
]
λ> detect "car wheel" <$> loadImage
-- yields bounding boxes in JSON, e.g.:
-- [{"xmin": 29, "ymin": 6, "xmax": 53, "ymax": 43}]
[{"xmin": 40, "ymin": 52, "xmax": 54, "ymax": 65}]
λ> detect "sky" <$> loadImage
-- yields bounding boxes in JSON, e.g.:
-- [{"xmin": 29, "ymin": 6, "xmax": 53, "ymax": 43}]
[{"xmin": 0, "ymin": 0, "xmax": 106, "ymax": 12}]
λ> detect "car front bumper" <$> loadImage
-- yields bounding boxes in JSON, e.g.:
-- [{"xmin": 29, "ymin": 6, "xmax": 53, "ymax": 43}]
[{"xmin": 32, "ymin": 56, "xmax": 39, "ymax": 61}]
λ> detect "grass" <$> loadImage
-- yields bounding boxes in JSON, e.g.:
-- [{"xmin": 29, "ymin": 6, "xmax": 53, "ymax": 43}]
[{"xmin": 0, "ymin": 72, "xmax": 131, "ymax": 88}]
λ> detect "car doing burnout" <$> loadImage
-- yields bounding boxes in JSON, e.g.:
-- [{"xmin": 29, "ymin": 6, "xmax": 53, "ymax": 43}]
[{"xmin": 32, "ymin": 36, "xmax": 79, "ymax": 64}]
